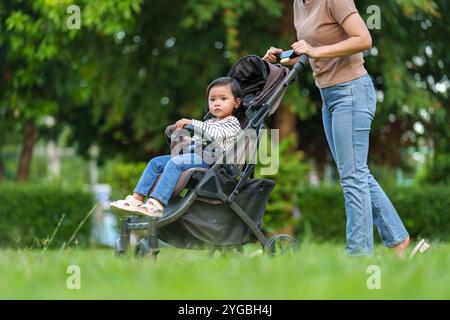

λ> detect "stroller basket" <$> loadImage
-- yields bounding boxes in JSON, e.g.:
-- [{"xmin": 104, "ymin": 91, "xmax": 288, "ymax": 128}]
[{"xmin": 158, "ymin": 178, "xmax": 275, "ymax": 248}]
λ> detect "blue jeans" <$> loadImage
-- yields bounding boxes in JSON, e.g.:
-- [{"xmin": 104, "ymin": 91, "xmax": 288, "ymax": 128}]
[
  {"xmin": 320, "ymin": 74, "xmax": 409, "ymax": 256},
  {"xmin": 133, "ymin": 153, "xmax": 210, "ymax": 207}
]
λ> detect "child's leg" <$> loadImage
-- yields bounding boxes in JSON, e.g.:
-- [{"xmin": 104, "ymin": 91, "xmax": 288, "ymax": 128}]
[
  {"xmin": 149, "ymin": 153, "xmax": 209, "ymax": 206},
  {"xmin": 133, "ymin": 155, "xmax": 172, "ymax": 199}
]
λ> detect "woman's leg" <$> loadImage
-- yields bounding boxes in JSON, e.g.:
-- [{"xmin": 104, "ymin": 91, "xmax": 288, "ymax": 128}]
[
  {"xmin": 133, "ymin": 155, "xmax": 172, "ymax": 199},
  {"xmin": 361, "ymin": 77, "xmax": 409, "ymax": 253},
  {"xmin": 322, "ymin": 103, "xmax": 337, "ymax": 164},
  {"xmin": 149, "ymin": 153, "xmax": 209, "ymax": 206},
  {"xmin": 369, "ymin": 173, "xmax": 409, "ymax": 255},
  {"xmin": 321, "ymin": 77, "xmax": 374, "ymax": 256},
  {"xmin": 321, "ymin": 75, "xmax": 409, "ymax": 256}
]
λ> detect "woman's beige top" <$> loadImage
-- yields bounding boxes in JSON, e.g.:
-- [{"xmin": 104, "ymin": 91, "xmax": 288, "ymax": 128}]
[{"xmin": 293, "ymin": 0, "xmax": 368, "ymax": 88}]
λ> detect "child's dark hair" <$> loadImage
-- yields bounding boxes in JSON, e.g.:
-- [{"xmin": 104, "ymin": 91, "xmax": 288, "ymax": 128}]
[{"xmin": 206, "ymin": 77, "xmax": 245, "ymax": 128}]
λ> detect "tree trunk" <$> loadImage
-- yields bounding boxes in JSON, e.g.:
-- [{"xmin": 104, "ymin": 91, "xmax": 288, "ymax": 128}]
[
  {"xmin": 273, "ymin": 102, "xmax": 298, "ymax": 146},
  {"xmin": 17, "ymin": 120, "xmax": 38, "ymax": 183},
  {"xmin": 273, "ymin": 103, "xmax": 298, "ymax": 236},
  {"xmin": 47, "ymin": 140, "xmax": 61, "ymax": 178},
  {"xmin": 280, "ymin": 0, "xmax": 296, "ymax": 40},
  {"xmin": 0, "ymin": 156, "xmax": 4, "ymax": 181},
  {"xmin": 371, "ymin": 121, "xmax": 404, "ymax": 167}
]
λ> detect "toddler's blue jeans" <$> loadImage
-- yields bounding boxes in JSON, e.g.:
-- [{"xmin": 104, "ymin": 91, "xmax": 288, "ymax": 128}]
[{"xmin": 134, "ymin": 153, "xmax": 209, "ymax": 207}]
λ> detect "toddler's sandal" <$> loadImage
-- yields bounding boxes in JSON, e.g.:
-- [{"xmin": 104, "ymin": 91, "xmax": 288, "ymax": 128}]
[
  {"xmin": 134, "ymin": 201, "xmax": 163, "ymax": 218},
  {"xmin": 110, "ymin": 195, "xmax": 143, "ymax": 216}
]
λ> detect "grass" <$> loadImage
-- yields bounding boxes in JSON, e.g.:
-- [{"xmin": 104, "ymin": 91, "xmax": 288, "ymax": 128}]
[{"xmin": 0, "ymin": 242, "xmax": 449, "ymax": 299}]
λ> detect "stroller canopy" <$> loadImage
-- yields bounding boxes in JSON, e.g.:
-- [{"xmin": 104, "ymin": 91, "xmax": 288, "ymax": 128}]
[{"xmin": 227, "ymin": 55, "xmax": 289, "ymax": 117}]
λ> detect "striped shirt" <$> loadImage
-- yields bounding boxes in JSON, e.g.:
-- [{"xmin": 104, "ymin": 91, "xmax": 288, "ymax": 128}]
[{"xmin": 191, "ymin": 116, "xmax": 242, "ymax": 152}]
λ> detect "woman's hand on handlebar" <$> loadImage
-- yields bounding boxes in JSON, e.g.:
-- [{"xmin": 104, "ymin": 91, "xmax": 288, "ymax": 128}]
[
  {"xmin": 292, "ymin": 40, "xmax": 318, "ymax": 58},
  {"xmin": 262, "ymin": 47, "xmax": 283, "ymax": 63},
  {"xmin": 174, "ymin": 118, "xmax": 192, "ymax": 130}
]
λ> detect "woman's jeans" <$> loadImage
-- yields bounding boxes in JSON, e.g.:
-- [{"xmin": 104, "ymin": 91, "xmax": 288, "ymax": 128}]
[
  {"xmin": 320, "ymin": 74, "xmax": 409, "ymax": 256},
  {"xmin": 133, "ymin": 153, "xmax": 210, "ymax": 207}
]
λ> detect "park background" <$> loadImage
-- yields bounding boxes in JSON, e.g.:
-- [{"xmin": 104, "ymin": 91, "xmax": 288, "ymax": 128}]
[{"xmin": 0, "ymin": 0, "xmax": 449, "ymax": 299}]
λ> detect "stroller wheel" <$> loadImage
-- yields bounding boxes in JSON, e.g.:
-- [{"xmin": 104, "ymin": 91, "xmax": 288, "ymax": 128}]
[
  {"xmin": 134, "ymin": 239, "xmax": 150, "ymax": 258},
  {"xmin": 264, "ymin": 234, "xmax": 300, "ymax": 257}
]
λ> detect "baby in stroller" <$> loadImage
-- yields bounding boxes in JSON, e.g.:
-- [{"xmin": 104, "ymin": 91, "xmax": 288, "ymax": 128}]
[
  {"xmin": 110, "ymin": 77, "xmax": 244, "ymax": 218},
  {"xmin": 111, "ymin": 54, "xmax": 308, "ymax": 259}
]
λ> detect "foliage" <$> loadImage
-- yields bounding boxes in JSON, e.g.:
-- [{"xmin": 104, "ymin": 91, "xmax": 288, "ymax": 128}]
[
  {"xmin": 1, "ymin": 0, "xmax": 449, "ymax": 184},
  {"xmin": 106, "ymin": 161, "xmax": 147, "ymax": 200},
  {"xmin": 0, "ymin": 183, "xmax": 95, "ymax": 248},
  {"xmin": 256, "ymin": 134, "xmax": 307, "ymax": 233},
  {"xmin": 295, "ymin": 184, "xmax": 450, "ymax": 242}
]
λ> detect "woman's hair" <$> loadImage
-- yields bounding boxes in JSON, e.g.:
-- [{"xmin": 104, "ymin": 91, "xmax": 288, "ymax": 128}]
[{"xmin": 206, "ymin": 77, "xmax": 245, "ymax": 128}]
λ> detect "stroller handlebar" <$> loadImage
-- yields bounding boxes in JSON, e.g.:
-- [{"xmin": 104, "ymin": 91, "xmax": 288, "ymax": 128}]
[
  {"xmin": 292, "ymin": 54, "xmax": 309, "ymax": 72},
  {"xmin": 277, "ymin": 49, "xmax": 309, "ymax": 67},
  {"xmin": 298, "ymin": 54, "xmax": 309, "ymax": 65}
]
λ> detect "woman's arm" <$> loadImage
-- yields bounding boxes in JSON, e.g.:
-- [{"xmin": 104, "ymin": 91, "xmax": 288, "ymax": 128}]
[{"xmin": 292, "ymin": 12, "xmax": 372, "ymax": 59}]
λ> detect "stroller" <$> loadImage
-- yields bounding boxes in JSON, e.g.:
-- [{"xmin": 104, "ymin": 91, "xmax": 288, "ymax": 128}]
[{"xmin": 112, "ymin": 53, "xmax": 309, "ymax": 261}]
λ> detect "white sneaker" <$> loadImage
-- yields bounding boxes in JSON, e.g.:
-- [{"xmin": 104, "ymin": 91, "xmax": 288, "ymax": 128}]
[
  {"xmin": 409, "ymin": 239, "xmax": 430, "ymax": 259},
  {"xmin": 110, "ymin": 195, "xmax": 143, "ymax": 215},
  {"xmin": 134, "ymin": 198, "xmax": 164, "ymax": 217},
  {"xmin": 249, "ymin": 249, "xmax": 263, "ymax": 258}
]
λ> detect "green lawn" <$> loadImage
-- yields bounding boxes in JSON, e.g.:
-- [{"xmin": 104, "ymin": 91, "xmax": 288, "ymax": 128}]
[{"xmin": 1, "ymin": 242, "xmax": 449, "ymax": 299}]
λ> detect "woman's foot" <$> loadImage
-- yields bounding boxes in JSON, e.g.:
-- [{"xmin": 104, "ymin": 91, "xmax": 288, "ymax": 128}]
[
  {"xmin": 110, "ymin": 195, "xmax": 144, "ymax": 215},
  {"xmin": 392, "ymin": 236, "xmax": 410, "ymax": 258},
  {"xmin": 134, "ymin": 198, "xmax": 164, "ymax": 217}
]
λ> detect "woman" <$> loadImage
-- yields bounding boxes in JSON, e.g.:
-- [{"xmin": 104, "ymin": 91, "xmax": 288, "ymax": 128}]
[{"xmin": 263, "ymin": 0, "xmax": 418, "ymax": 257}]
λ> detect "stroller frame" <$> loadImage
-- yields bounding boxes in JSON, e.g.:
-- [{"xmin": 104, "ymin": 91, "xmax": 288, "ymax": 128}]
[{"xmin": 114, "ymin": 55, "xmax": 309, "ymax": 261}]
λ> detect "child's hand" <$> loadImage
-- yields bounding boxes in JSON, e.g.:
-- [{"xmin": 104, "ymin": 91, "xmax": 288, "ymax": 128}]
[{"xmin": 174, "ymin": 118, "xmax": 192, "ymax": 130}]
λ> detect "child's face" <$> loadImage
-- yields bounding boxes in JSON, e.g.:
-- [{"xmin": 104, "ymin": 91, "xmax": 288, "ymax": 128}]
[{"xmin": 208, "ymin": 85, "xmax": 240, "ymax": 119}]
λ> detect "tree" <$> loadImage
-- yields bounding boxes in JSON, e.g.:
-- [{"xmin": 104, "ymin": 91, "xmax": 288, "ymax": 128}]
[
  {"xmin": 57, "ymin": 0, "xmax": 287, "ymax": 163},
  {"xmin": 1, "ymin": 0, "xmax": 448, "ymax": 185},
  {"xmin": 0, "ymin": 0, "xmax": 142, "ymax": 181}
]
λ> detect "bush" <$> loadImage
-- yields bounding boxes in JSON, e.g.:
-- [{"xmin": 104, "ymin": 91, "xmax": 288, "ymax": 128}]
[
  {"xmin": 294, "ymin": 185, "xmax": 345, "ymax": 242},
  {"xmin": 256, "ymin": 135, "xmax": 307, "ymax": 233},
  {"xmin": 106, "ymin": 161, "xmax": 147, "ymax": 199},
  {"xmin": 0, "ymin": 183, "xmax": 95, "ymax": 248},
  {"xmin": 294, "ymin": 185, "xmax": 450, "ymax": 242}
]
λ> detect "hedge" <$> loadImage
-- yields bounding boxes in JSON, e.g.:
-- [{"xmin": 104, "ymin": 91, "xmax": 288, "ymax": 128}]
[
  {"xmin": 294, "ymin": 185, "xmax": 450, "ymax": 242},
  {"xmin": 0, "ymin": 183, "xmax": 95, "ymax": 248}
]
